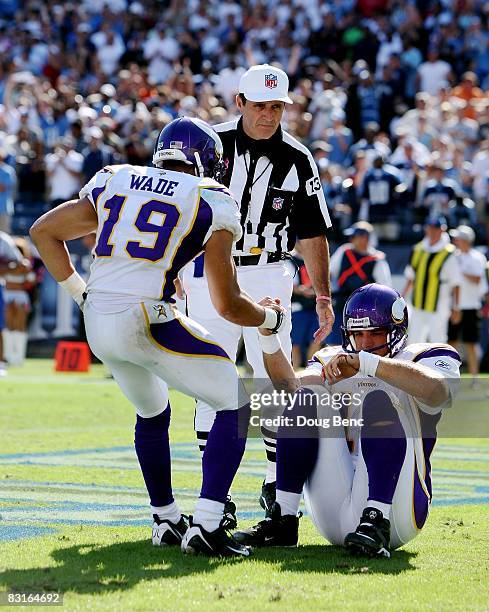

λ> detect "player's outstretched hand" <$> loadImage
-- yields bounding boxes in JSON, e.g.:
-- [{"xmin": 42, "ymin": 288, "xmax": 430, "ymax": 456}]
[
  {"xmin": 314, "ymin": 300, "xmax": 335, "ymax": 343},
  {"xmin": 323, "ymin": 353, "xmax": 359, "ymax": 384}
]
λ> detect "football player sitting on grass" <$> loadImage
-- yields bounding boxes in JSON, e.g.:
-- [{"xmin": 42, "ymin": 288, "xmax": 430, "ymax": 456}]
[{"xmin": 234, "ymin": 283, "xmax": 461, "ymax": 558}]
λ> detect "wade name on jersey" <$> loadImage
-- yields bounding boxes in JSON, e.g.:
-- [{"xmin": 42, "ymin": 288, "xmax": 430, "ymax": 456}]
[{"xmin": 129, "ymin": 174, "xmax": 180, "ymax": 197}]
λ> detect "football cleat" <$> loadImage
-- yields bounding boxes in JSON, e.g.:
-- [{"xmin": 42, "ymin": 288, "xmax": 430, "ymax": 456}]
[
  {"xmin": 233, "ymin": 502, "xmax": 300, "ymax": 547},
  {"xmin": 181, "ymin": 516, "xmax": 251, "ymax": 558},
  {"xmin": 259, "ymin": 480, "xmax": 276, "ymax": 518},
  {"xmin": 152, "ymin": 514, "xmax": 188, "ymax": 546},
  {"xmin": 222, "ymin": 495, "xmax": 238, "ymax": 530},
  {"xmin": 344, "ymin": 507, "xmax": 391, "ymax": 558}
]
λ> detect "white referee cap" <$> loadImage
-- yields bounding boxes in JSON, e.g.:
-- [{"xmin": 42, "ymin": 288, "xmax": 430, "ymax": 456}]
[{"xmin": 239, "ymin": 64, "xmax": 293, "ymax": 104}]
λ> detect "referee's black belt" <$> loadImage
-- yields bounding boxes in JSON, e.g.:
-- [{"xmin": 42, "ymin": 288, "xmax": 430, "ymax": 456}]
[{"xmin": 233, "ymin": 252, "xmax": 284, "ymax": 266}]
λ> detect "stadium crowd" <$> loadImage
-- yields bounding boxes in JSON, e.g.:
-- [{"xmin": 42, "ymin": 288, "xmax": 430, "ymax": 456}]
[{"xmin": 0, "ymin": 0, "xmax": 489, "ymax": 371}]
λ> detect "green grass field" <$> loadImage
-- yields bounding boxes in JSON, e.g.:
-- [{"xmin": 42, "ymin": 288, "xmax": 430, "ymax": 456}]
[{"xmin": 0, "ymin": 360, "xmax": 488, "ymax": 610}]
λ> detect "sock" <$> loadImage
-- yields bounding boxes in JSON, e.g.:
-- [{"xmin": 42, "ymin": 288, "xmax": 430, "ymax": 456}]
[
  {"xmin": 276, "ymin": 490, "xmax": 301, "ymax": 517},
  {"xmin": 151, "ymin": 500, "xmax": 181, "ymax": 524},
  {"xmin": 134, "ymin": 404, "xmax": 173, "ymax": 507},
  {"xmin": 194, "ymin": 498, "xmax": 225, "ymax": 532},
  {"xmin": 276, "ymin": 388, "xmax": 319, "ymax": 495},
  {"xmin": 2, "ymin": 330, "xmax": 14, "ymax": 364},
  {"xmin": 367, "ymin": 500, "xmax": 392, "ymax": 519},
  {"xmin": 361, "ymin": 390, "xmax": 407, "ymax": 506},
  {"xmin": 200, "ymin": 404, "xmax": 250, "ymax": 504},
  {"xmin": 263, "ymin": 435, "xmax": 276, "ymax": 484}
]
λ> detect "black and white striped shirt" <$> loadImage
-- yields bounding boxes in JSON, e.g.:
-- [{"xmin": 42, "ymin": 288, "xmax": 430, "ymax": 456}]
[{"xmin": 215, "ymin": 118, "xmax": 332, "ymax": 257}]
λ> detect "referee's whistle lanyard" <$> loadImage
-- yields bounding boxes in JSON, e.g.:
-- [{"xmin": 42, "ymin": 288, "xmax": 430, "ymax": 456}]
[
  {"xmin": 243, "ymin": 151, "xmax": 272, "ymax": 223},
  {"xmin": 243, "ymin": 150, "xmax": 295, "ymax": 271}
]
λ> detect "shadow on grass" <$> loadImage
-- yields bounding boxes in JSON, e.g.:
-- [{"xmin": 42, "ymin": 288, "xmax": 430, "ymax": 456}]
[
  {"xmin": 0, "ymin": 539, "xmax": 416, "ymax": 595},
  {"xmin": 253, "ymin": 543, "xmax": 417, "ymax": 575}
]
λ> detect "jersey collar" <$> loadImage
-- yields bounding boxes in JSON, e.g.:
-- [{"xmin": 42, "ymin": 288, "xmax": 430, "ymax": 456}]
[{"xmin": 236, "ymin": 117, "xmax": 283, "ymax": 160}]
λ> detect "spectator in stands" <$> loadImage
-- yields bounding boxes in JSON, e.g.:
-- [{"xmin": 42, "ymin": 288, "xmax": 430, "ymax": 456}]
[
  {"xmin": 358, "ymin": 154, "xmax": 404, "ymax": 240},
  {"xmin": 45, "ymin": 137, "xmax": 83, "ymax": 208},
  {"xmin": 416, "ymin": 48, "xmax": 452, "ymax": 96},
  {"xmin": 403, "ymin": 215, "xmax": 461, "ymax": 344},
  {"xmin": 82, "ymin": 126, "xmax": 118, "ymax": 183},
  {"xmin": 0, "ymin": 146, "xmax": 16, "ymax": 233},
  {"xmin": 325, "ymin": 109, "xmax": 353, "ymax": 166},
  {"xmin": 349, "ymin": 122, "xmax": 390, "ymax": 166},
  {"xmin": 448, "ymin": 225, "xmax": 488, "ymax": 387},
  {"xmin": 0, "ymin": 230, "xmax": 29, "ymax": 376},
  {"xmin": 420, "ymin": 161, "xmax": 463, "ymax": 221},
  {"xmin": 451, "ymin": 72, "xmax": 485, "ymax": 120}
]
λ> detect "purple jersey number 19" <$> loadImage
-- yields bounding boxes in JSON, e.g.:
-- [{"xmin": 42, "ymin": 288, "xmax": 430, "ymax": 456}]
[{"xmin": 95, "ymin": 196, "xmax": 181, "ymax": 262}]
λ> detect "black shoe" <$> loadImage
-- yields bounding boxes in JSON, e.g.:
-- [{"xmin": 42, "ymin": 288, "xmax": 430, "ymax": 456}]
[
  {"xmin": 259, "ymin": 481, "xmax": 276, "ymax": 518},
  {"xmin": 222, "ymin": 495, "xmax": 238, "ymax": 530},
  {"xmin": 152, "ymin": 514, "xmax": 188, "ymax": 546},
  {"xmin": 181, "ymin": 516, "xmax": 252, "ymax": 558},
  {"xmin": 344, "ymin": 507, "xmax": 391, "ymax": 558},
  {"xmin": 233, "ymin": 502, "xmax": 300, "ymax": 547}
]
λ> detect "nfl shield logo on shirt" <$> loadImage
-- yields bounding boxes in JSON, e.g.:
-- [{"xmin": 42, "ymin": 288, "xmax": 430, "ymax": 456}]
[
  {"xmin": 272, "ymin": 197, "xmax": 284, "ymax": 210},
  {"xmin": 265, "ymin": 74, "xmax": 278, "ymax": 89}
]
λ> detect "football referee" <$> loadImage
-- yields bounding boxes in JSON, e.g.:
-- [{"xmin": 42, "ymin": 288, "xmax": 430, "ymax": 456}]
[{"xmin": 182, "ymin": 64, "xmax": 333, "ymax": 512}]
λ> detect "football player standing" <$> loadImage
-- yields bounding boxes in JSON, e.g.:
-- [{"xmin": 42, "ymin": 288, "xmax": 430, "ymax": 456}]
[{"xmin": 30, "ymin": 117, "xmax": 285, "ymax": 558}]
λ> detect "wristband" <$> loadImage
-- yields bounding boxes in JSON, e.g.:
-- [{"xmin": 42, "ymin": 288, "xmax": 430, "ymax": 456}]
[
  {"xmin": 316, "ymin": 295, "xmax": 332, "ymax": 303},
  {"xmin": 258, "ymin": 333, "xmax": 282, "ymax": 354},
  {"xmin": 358, "ymin": 350, "xmax": 380, "ymax": 377},
  {"xmin": 259, "ymin": 307, "xmax": 279, "ymax": 329},
  {"xmin": 59, "ymin": 271, "xmax": 86, "ymax": 307}
]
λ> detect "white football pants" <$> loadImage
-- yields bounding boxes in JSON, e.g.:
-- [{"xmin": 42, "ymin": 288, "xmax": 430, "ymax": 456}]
[
  {"xmin": 304, "ymin": 404, "xmax": 430, "ymax": 550},
  {"xmin": 84, "ymin": 299, "xmax": 245, "ymax": 418},
  {"xmin": 182, "ymin": 262, "xmax": 294, "ymax": 433}
]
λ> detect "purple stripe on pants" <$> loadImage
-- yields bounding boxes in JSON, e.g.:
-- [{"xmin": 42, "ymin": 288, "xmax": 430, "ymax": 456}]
[
  {"xmin": 413, "ymin": 459, "xmax": 430, "ymax": 529},
  {"xmin": 150, "ymin": 318, "xmax": 230, "ymax": 359}
]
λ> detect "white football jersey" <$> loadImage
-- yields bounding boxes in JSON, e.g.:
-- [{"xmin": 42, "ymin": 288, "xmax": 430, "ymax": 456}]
[
  {"xmin": 307, "ymin": 342, "xmax": 461, "ymax": 478},
  {"xmin": 80, "ymin": 164, "xmax": 241, "ymax": 305}
]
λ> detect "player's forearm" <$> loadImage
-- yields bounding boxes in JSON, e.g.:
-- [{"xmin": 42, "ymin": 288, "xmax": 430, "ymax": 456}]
[
  {"xmin": 260, "ymin": 337, "xmax": 300, "ymax": 393},
  {"xmin": 299, "ymin": 235, "xmax": 331, "ymax": 296},
  {"xmin": 219, "ymin": 290, "xmax": 267, "ymax": 326},
  {"xmin": 29, "ymin": 229, "xmax": 75, "ymax": 282},
  {"xmin": 375, "ymin": 358, "xmax": 449, "ymax": 407}
]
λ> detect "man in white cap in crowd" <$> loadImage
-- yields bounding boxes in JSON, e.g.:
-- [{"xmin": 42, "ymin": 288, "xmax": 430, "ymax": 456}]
[
  {"xmin": 448, "ymin": 225, "xmax": 488, "ymax": 386},
  {"xmin": 181, "ymin": 63, "xmax": 334, "ymax": 520}
]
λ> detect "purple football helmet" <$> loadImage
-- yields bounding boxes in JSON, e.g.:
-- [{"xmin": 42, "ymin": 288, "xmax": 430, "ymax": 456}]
[
  {"xmin": 342, "ymin": 283, "xmax": 408, "ymax": 357},
  {"xmin": 152, "ymin": 117, "xmax": 224, "ymax": 180}
]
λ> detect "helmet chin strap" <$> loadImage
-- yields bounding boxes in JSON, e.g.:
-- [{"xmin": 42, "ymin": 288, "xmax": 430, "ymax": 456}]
[{"xmin": 345, "ymin": 328, "xmax": 406, "ymax": 358}]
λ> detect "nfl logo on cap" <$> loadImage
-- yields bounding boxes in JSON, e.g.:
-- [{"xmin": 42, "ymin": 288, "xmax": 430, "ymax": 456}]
[
  {"xmin": 272, "ymin": 197, "xmax": 284, "ymax": 210},
  {"xmin": 265, "ymin": 74, "xmax": 278, "ymax": 89}
]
